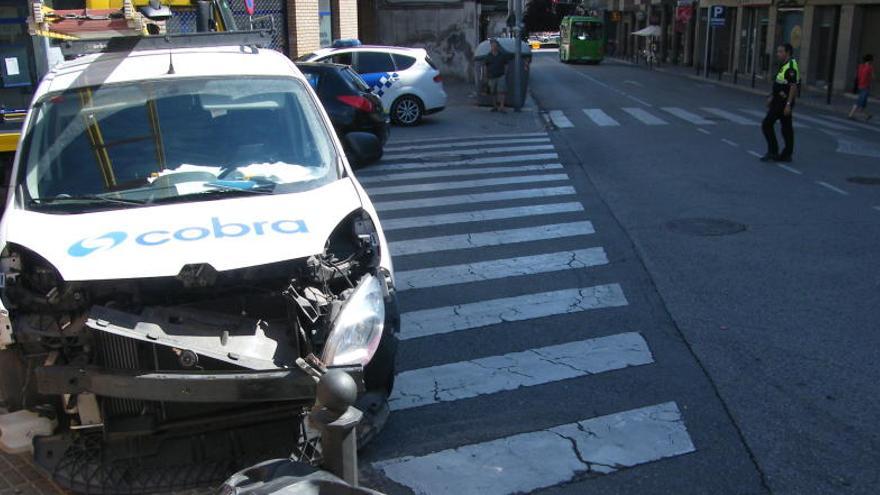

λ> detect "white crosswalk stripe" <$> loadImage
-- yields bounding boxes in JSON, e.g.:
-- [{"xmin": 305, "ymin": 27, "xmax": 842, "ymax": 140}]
[
  {"xmin": 395, "ymin": 247, "xmax": 607, "ymax": 290},
  {"xmin": 793, "ymin": 113, "xmax": 857, "ymax": 131},
  {"xmin": 375, "ymin": 401, "xmax": 695, "ymax": 495},
  {"xmin": 365, "ymin": 134, "xmax": 696, "ymax": 492},
  {"xmin": 662, "ymin": 107, "xmax": 715, "ymax": 125},
  {"xmin": 383, "ymin": 144, "xmax": 556, "ymax": 161},
  {"xmin": 382, "ymin": 202, "xmax": 584, "ymax": 231},
  {"xmin": 400, "ymin": 283, "xmax": 627, "ymax": 340},
  {"xmin": 390, "ymin": 221, "xmax": 595, "ymax": 256},
  {"xmin": 390, "ymin": 331, "xmax": 651, "ymax": 410},
  {"xmin": 366, "ymin": 173, "xmax": 569, "ymax": 196},
  {"xmin": 739, "ymin": 108, "xmax": 809, "ymax": 128},
  {"xmin": 701, "ymin": 107, "xmax": 758, "ymax": 125},
  {"xmin": 389, "ymin": 131, "xmax": 547, "ymax": 145},
  {"xmin": 549, "ymin": 110, "xmax": 574, "ymax": 128},
  {"xmin": 583, "ymin": 108, "xmax": 620, "ymax": 126},
  {"xmin": 372, "ymin": 185, "xmax": 577, "ymax": 212},
  {"xmin": 622, "ymin": 107, "xmax": 668, "ymax": 125},
  {"xmin": 357, "ymin": 163, "xmax": 563, "ymax": 184},
  {"xmin": 820, "ymin": 114, "xmax": 880, "ymax": 133},
  {"xmin": 384, "ymin": 137, "xmax": 551, "ymax": 152},
  {"xmin": 362, "ymin": 153, "xmax": 560, "ymax": 173}
]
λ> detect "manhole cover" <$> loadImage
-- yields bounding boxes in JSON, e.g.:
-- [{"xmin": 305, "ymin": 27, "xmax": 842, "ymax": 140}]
[
  {"xmin": 666, "ymin": 218, "xmax": 747, "ymax": 237},
  {"xmin": 846, "ymin": 176, "xmax": 880, "ymax": 185}
]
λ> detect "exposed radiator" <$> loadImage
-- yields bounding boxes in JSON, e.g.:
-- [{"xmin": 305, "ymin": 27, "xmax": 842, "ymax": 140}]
[{"xmin": 95, "ymin": 332, "xmax": 146, "ymax": 417}]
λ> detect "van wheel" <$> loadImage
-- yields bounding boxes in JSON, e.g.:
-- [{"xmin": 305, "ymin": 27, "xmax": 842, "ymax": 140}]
[{"xmin": 391, "ymin": 95, "xmax": 423, "ymax": 126}]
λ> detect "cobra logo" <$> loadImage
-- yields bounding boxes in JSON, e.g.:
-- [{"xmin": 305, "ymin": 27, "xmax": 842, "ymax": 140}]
[
  {"xmin": 68, "ymin": 232, "xmax": 127, "ymax": 257},
  {"xmin": 67, "ymin": 217, "xmax": 309, "ymax": 257}
]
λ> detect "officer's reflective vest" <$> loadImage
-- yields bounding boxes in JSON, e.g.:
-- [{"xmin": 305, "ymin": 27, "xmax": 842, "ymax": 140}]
[{"xmin": 776, "ymin": 58, "xmax": 800, "ymax": 84}]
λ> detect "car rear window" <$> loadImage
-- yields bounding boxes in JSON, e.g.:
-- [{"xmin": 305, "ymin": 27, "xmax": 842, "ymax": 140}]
[
  {"xmin": 354, "ymin": 52, "xmax": 395, "ymax": 73},
  {"xmin": 341, "ymin": 68, "xmax": 371, "ymax": 92},
  {"xmin": 392, "ymin": 54, "xmax": 417, "ymax": 71}
]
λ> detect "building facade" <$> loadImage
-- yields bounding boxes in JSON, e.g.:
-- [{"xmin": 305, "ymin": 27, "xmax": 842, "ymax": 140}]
[{"xmin": 605, "ymin": 0, "xmax": 879, "ymax": 93}]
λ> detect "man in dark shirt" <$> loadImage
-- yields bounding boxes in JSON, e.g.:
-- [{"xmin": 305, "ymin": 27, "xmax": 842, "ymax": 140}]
[
  {"xmin": 761, "ymin": 43, "xmax": 799, "ymax": 162},
  {"xmin": 483, "ymin": 39, "xmax": 514, "ymax": 113}
]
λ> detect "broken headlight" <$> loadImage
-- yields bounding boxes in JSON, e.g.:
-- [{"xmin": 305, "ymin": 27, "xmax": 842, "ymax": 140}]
[{"xmin": 321, "ymin": 274, "xmax": 385, "ymax": 367}]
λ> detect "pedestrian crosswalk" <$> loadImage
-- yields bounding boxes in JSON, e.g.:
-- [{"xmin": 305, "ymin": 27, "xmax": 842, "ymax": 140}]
[
  {"xmin": 543, "ymin": 105, "xmax": 871, "ymax": 132},
  {"xmin": 358, "ymin": 131, "xmax": 697, "ymax": 494}
]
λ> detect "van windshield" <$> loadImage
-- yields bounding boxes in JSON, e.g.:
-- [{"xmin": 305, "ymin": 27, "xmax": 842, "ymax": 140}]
[{"xmin": 20, "ymin": 77, "xmax": 338, "ymax": 213}]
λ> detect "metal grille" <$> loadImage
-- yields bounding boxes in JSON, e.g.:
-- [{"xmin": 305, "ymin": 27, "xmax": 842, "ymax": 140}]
[
  {"xmin": 95, "ymin": 332, "xmax": 145, "ymax": 417},
  {"xmin": 165, "ymin": 2, "xmax": 287, "ymax": 53}
]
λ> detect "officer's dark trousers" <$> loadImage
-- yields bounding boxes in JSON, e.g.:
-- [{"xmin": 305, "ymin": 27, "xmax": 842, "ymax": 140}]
[{"xmin": 762, "ymin": 102, "xmax": 794, "ymax": 158}]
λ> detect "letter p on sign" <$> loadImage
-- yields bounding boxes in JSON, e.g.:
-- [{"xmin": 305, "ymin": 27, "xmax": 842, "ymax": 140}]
[{"xmin": 710, "ymin": 6, "xmax": 726, "ymax": 27}]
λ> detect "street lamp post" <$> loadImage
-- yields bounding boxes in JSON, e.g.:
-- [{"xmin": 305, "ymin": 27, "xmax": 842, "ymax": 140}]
[{"xmin": 513, "ymin": 0, "xmax": 523, "ymax": 112}]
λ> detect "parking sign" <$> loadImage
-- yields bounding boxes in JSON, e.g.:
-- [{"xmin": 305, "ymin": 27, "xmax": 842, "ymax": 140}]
[{"xmin": 709, "ymin": 5, "xmax": 725, "ymax": 27}]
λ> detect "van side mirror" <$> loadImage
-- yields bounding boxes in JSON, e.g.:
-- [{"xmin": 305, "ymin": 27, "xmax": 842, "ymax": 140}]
[{"xmin": 344, "ymin": 132, "xmax": 381, "ymax": 168}]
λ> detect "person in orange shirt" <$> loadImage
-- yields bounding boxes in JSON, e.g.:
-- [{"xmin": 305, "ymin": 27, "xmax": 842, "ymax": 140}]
[{"xmin": 849, "ymin": 54, "xmax": 874, "ymax": 121}]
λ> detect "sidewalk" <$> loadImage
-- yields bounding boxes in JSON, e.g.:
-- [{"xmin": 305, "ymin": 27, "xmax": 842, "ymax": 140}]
[
  {"xmin": 609, "ymin": 56, "xmax": 871, "ymax": 117},
  {"xmin": 386, "ymin": 80, "xmax": 546, "ymax": 144}
]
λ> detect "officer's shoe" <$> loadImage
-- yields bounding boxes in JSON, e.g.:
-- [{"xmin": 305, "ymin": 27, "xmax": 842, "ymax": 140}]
[
  {"xmin": 774, "ymin": 155, "xmax": 792, "ymax": 163},
  {"xmin": 759, "ymin": 153, "xmax": 778, "ymax": 162}
]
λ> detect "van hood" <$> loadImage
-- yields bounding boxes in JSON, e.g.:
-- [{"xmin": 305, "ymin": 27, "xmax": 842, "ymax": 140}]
[{"xmin": 3, "ymin": 179, "xmax": 363, "ymax": 281}]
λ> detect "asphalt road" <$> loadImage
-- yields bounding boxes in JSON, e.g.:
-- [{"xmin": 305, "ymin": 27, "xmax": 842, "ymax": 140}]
[{"xmin": 360, "ymin": 53, "xmax": 880, "ymax": 495}]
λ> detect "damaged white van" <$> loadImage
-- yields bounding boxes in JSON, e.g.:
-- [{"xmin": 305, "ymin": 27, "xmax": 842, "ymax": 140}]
[{"xmin": 0, "ymin": 34, "xmax": 397, "ymax": 493}]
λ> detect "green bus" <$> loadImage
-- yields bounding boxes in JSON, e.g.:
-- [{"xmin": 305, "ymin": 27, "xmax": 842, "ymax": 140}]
[{"xmin": 559, "ymin": 16, "xmax": 605, "ymax": 64}]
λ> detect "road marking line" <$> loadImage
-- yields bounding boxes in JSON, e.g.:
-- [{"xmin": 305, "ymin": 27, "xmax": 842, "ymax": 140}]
[
  {"xmin": 383, "ymin": 202, "xmax": 584, "ymax": 231},
  {"xmin": 389, "ymin": 132, "xmax": 547, "ymax": 145},
  {"xmin": 549, "ymin": 110, "xmax": 575, "ymax": 128},
  {"xmin": 384, "ymin": 144, "xmax": 556, "ymax": 161},
  {"xmin": 721, "ymin": 138, "xmax": 739, "ymax": 147},
  {"xmin": 623, "ymin": 80, "xmax": 645, "ymax": 87},
  {"xmin": 375, "ymin": 401, "xmax": 695, "ymax": 495},
  {"xmin": 795, "ymin": 114, "xmax": 857, "ymax": 131},
  {"xmin": 366, "ymin": 173, "xmax": 569, "ymax": 196},
  {"xmin": 621, "ymin": 107, "xmax": 667, "ymax": 125},
  {"xmin": 696, "ymin": 128, "xmax": 712, "ymax": 135},
  {"xmin": 747, "ymin": 150, "xmax": 763, "ymax": 158},
  {"xmin": 777, "ymin": 164, "xmax": 802, "ymax": 175},
  {"xmin": 390, "ymin": 331, "xmax": 650, "ymax": 410},
  {"xmin": 819, "ymin": 115, "xmax": 880, "ymax": 133},
  {"xmin": 384, "ymin": 137, "xmax": 551, "ymax": 152},
  {"xmin": 358, "ymin": 163, "xmax": 563, "ymax": 184},
  {"xmin": 364, "ymin": 153, "xmax": 561, "ymax": 173},
  {"xmin": 373, "ymin": 186, "xmax": 577, "ymax": 212},
  {"xmin": 815, "ymin": 181, "xmax": 849, "ymax": 195},
  {"xmin": 626, "ymin": 94, "xmax": 653, "ymax": 107},
  {"xmin": 400, "ymin": 283, "xmax": 626, "ymax": 340},
  {"xmin": 701, "ymin": 107, "xmax": 758, "ymax": 125},
  {"xmin": 395, "ymin": 246, "xmax": 606, "ymax": 290},
  {"xmin": 390, "ymin": 221, "xmax": 595, "ymax": 257},
  {"xmin": 661, "ymin": 107, "xmax": 715, "ymax": 125},
  {"xmin": 583, "ymin": 109, "xmax": 621, "ymax": 127},
  {"xmin": 739, "ymin": 108, "xmax": 808, "ymax": 128},
  {"xmin": 873, "ymin": 206, "xmax": 880, "ymax": 212}
]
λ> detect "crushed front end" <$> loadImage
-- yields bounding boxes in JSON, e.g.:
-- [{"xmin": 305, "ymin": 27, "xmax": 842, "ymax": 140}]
[{"xmin": 0, "ymin": 210, "xmax": 399, "ymax": 494}]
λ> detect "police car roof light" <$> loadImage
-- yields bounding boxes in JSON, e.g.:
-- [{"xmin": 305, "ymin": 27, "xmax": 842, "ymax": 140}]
[{"xmin": 332, "ymin": 38, "xmax": 361, "ymax": 48}]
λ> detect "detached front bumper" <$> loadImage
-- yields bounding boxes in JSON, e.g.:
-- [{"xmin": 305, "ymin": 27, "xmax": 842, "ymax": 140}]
[{"xmin": 35, "ymin": 365, "xmax": 363, "ymax": 403}]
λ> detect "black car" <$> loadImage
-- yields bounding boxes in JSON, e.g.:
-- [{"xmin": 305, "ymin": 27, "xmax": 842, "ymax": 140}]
[{"xmin": 297, "ymin": 62, "xmax": 389, "ymax": 161}]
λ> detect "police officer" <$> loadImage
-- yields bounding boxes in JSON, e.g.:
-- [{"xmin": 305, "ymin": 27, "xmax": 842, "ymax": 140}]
[{"xmin": 761, "ymin": 43, "xmax": 799, "ymax": 163}]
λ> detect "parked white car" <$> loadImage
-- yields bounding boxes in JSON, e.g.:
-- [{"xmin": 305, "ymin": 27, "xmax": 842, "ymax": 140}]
[
  {"xmin": 300, "ymin": 45, "xmax": 447, "ymax": 126},
  {"xmin": 0, "ymin": 34, "xmax": 398, "ymax": 493}
]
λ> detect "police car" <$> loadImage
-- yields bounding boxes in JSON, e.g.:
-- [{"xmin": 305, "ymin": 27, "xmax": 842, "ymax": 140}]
[
  {"xmin": 299, "ymin": 42, "xmax": 447, "ymax": 126},
  {"xmin": 0, "ymin": 33, "xmax": 398, "ymax": 492}
]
